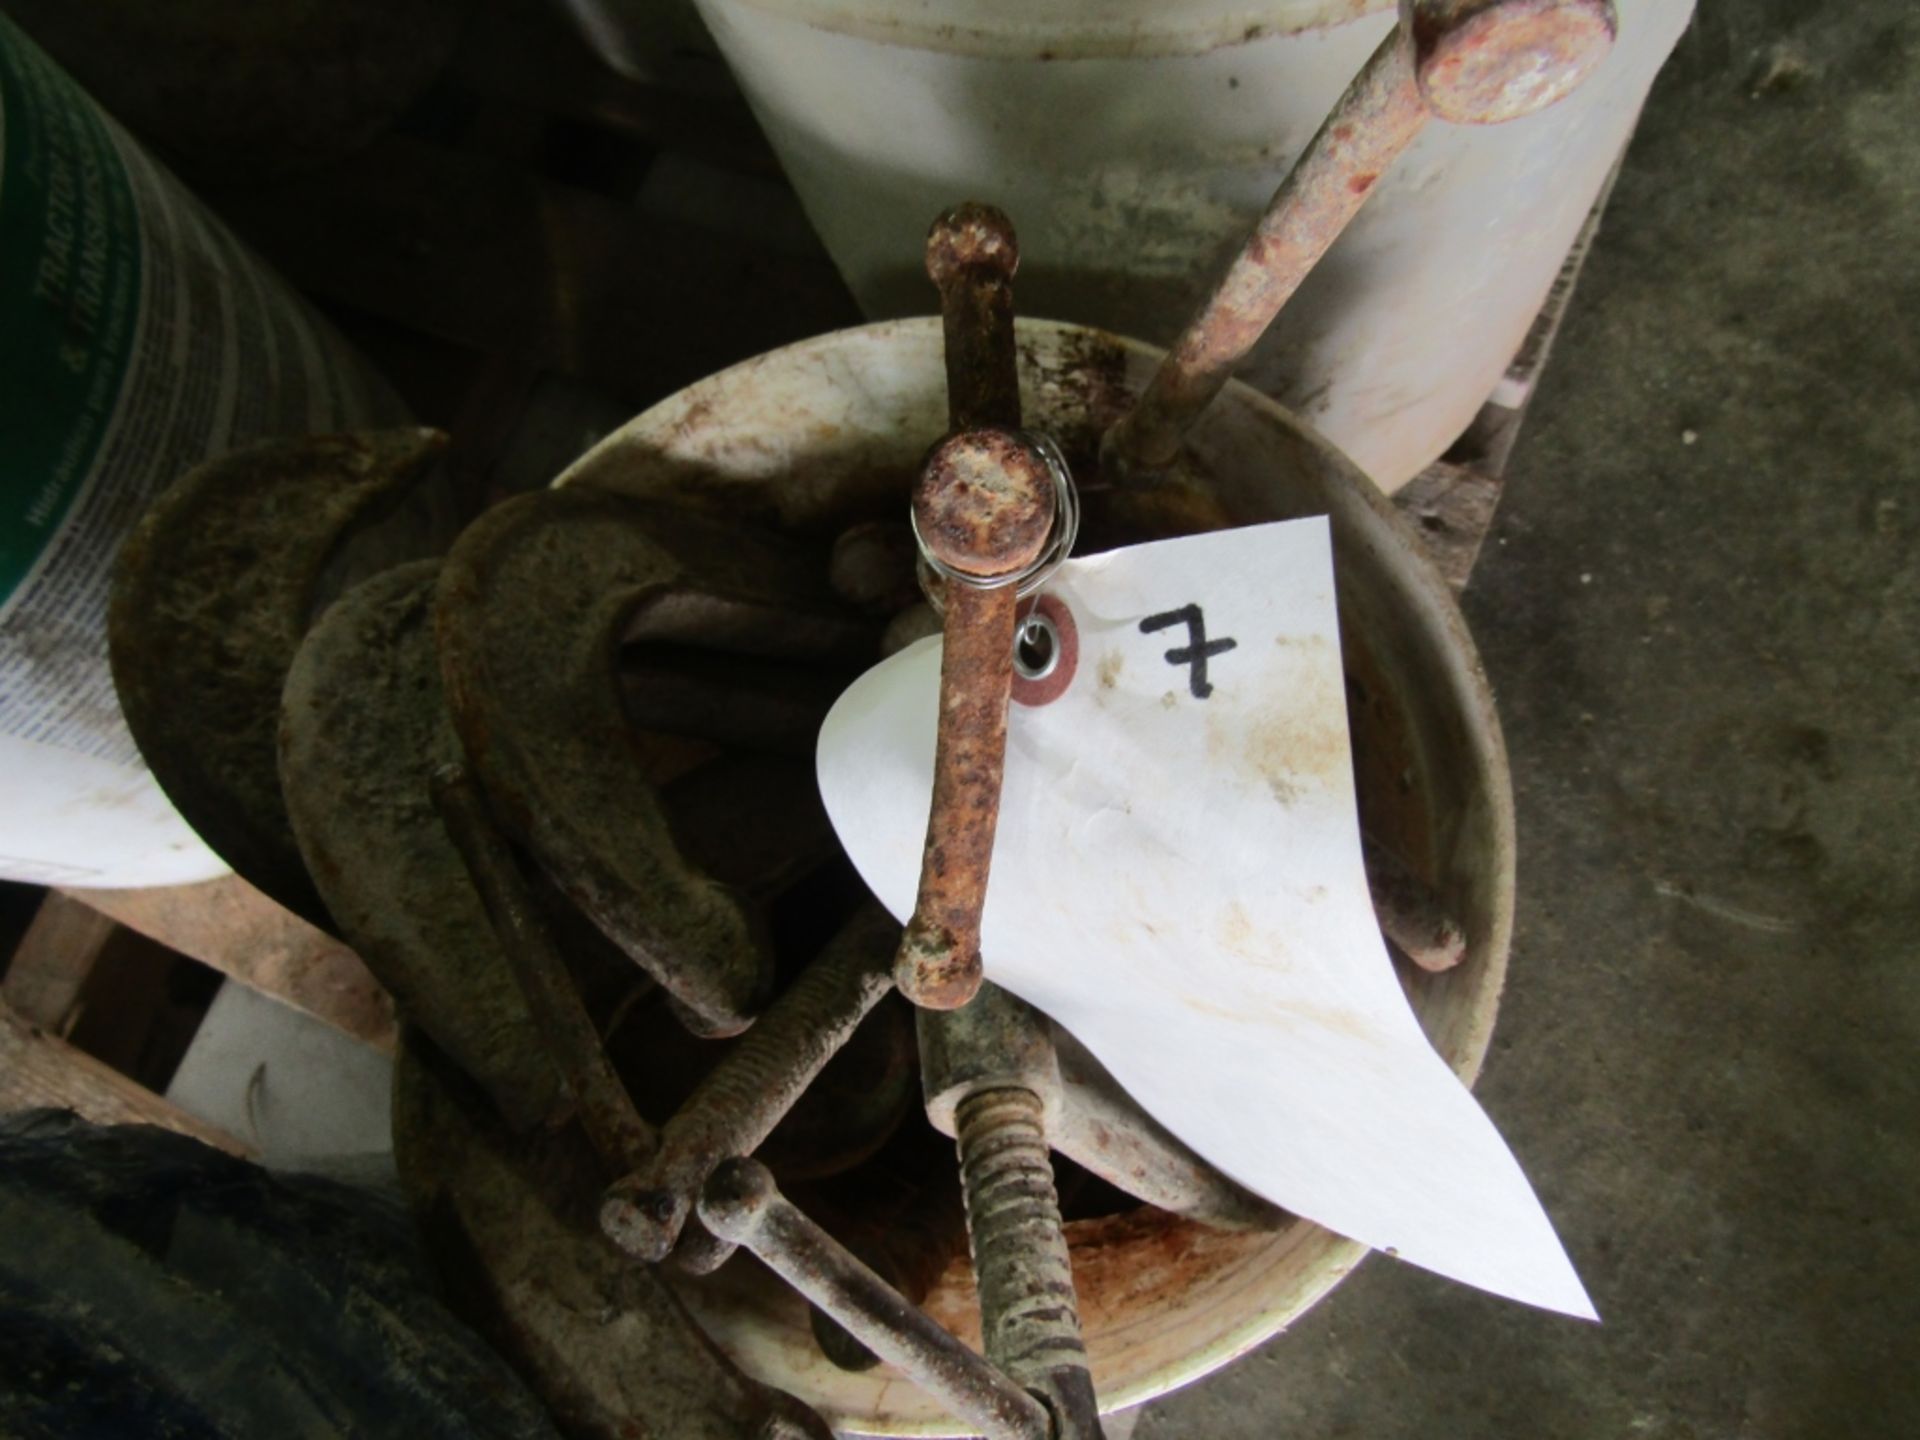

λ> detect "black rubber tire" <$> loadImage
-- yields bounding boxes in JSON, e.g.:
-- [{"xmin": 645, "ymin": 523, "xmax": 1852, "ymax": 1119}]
[{"xmin": 0, "ymin": 1110, "xmax": 563, "ymax": 1439}]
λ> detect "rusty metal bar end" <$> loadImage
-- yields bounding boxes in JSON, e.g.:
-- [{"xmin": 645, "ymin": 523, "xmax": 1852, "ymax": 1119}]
[
  {"xmin": 1408, "ymin": 0, "xmax": 1617, "ymax": 126},
  {"xmin": 1104, "ymin": 0, "xmax": 1616, "ymax": 483},
  {"xmin": 1362, "ymin": 832, "xmax": 1467, "ymax": 972}
]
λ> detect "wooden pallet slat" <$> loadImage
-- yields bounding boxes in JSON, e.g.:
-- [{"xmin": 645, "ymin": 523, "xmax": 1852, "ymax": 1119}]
[
  {"xmin": 2, "ymin": 892, "xmax": 120, "ymax": 1035},
  {"xmin": 64, "ymin": 877, "xmax": 399, "ymax": 1055},
  {"xmin": 0, "ymin": 999, "xmax": 252, "ymax": 1157}
]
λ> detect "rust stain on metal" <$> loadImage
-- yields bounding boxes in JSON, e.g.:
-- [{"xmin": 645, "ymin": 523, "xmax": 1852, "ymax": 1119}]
[
  {"xmin": 925, "ymin": 203, "xmax": 1021, "ymax": 433},
  {"xmin": 918, "ymin": 1202, "xmax": 1303, "ymax": 1361},
  {"xmin": 892, "ymin": 577, "xmax": 1023, "ymax": 1010},
  {"xmin": 916, "ymin": 430, "xmax": 1053, "ymax": 577},
  {"xmin": 1104, "ymin": 0, "xmax": 1614, "ymax": 480},
  {"xmin": 1412, "ymin": 0, "xmax": 1617, "ymax": 126},
  {"xmin": 1056, "ymin": 1207, "xmax": 1287, "ymax": 1339},
  {"xmin": 1101, "ymin": 26, "xmax": 1426, "ymax": 478}
]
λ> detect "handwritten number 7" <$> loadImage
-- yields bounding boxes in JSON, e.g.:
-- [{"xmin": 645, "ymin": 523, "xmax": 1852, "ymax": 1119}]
[{"xmin": 1140, "ymin": 604, "xmax": 1236, "ymax": 700}]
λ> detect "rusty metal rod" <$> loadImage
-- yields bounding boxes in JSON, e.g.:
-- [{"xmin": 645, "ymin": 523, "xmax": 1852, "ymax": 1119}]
[
  {"xmin": 927, "ymin": 202, "xmax": 1022, "ymax": 433},
  {"xmin": 699, "ymin": 1157, "xmax": 1052, "ymax": 1440},
  {"xmin": 1103, "ymin": 0, "xmax": 1617, "ymax": 480},
  {"xmin": 808, "ymin": 1175, "xmax": 969, "ymax": 1372},
  {"xmin": 601, "ymin": 906, "xmax": 898, "ymax": 1262},
  {"xmin": 432, "ymin": 764, "xmax": 658, "ymax": 1174},
  {"xmin": 1100, "ymin": 29, "xmax": 1423, "ymax": 479},
  {"xmin": 896, "ymin": 208, "xmax": 1056, "ymax": 1012}
]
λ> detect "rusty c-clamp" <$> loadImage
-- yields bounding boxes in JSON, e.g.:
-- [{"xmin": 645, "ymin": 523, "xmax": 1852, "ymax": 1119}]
[
  {"xmin": 281, "ymin": 560, "xmax": 566, "ymax": 1132},
  {"xmin": 109, "ymin": 429, "xmax": 448, "ymax": 930},
  {"xmin": 434, "ymin": 487, "xmax": 872, "ymax": 1035}
]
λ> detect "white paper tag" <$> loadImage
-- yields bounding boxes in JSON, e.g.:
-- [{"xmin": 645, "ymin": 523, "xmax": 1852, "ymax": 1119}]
[{"xmin": 816, "ymin": 517, "xmax": 1594, "ymax": 1319}]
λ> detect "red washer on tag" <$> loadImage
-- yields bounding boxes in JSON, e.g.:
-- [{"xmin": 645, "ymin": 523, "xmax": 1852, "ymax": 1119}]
[{"xmin": 1011, "ymin": 593, "xmax": 1077, "ymax": 707}]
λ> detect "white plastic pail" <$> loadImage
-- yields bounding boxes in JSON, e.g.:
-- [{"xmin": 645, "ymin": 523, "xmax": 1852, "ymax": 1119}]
[{"xmin": 691, "ymin": 0, "xmax": 1692, "ymax": 492}]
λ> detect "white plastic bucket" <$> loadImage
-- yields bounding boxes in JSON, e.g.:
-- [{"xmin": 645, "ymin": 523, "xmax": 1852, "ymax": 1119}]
[
  {"xmin": 690, "ymin": 0, "xmax": 1693, "ymax": 492},
  {"xmin": 0, "ymin": 15, "xmax": 403, "ymax": 887},
  {"xmin": 554, "ymin": 316, "xmax": 1514, "ymax": 1431}
]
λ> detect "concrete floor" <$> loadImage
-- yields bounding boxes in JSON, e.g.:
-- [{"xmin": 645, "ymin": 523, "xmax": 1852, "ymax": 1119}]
[{"xmin": 1138, "ymin": 2, "xmax": 1920, "ymax": 1437}]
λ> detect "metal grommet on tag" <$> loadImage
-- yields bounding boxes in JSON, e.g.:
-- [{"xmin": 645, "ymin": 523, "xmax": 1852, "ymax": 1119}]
[
  {"xmin": 1014, "ymin": 613, "xmax": 1059, "ymax": 682},
  {"xmin": 1011, "ymin": 594, "xmax": 1076, "ymax": 707}
]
